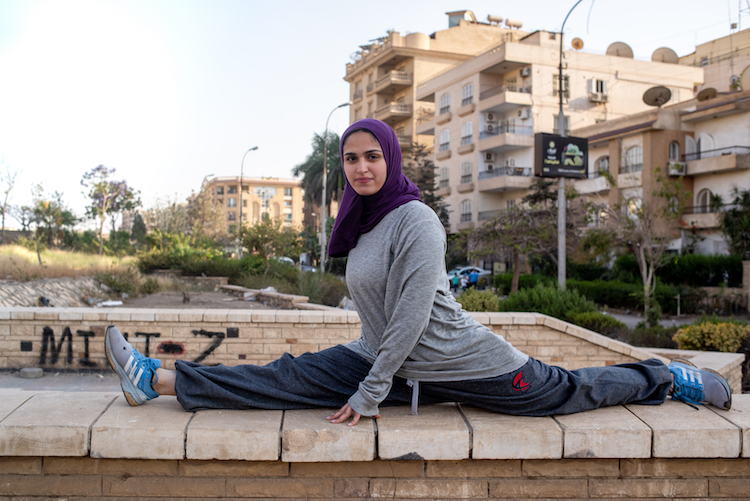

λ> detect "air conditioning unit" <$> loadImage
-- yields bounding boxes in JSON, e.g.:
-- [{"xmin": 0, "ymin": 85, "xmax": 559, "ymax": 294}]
[
  {"xmin": 485, "ymin": 152, "xmax": 497, "ymax": 162},
  {"xmin": 486, "ymin": 123, "xmax": 497, "ymax": 134},
  {"xmin": 518, "ymin": 86, "xmax": 531, "ymax": 93},
  {"xmin": 518, "ymin": 107, "xmax": 532, "ymax": 119},
  {"xmin": 486, "ymin": 164, "xmax": 496, "ymax": 172},
  {"xmin": 589, "ymin": 92, "xmax": 608, "ymax": 103},
  {"xmin": 520, "ymin": 67, "xmax": 531, "ymax": 78},
  {"xmin": 485, "ymin": 112, "xmax": 498, "ymax": 123}
]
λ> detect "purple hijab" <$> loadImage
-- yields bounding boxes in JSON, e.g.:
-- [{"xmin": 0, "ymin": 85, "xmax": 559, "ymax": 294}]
[{"xmin": 328, "ymin": 118, "xmax": 422, "ymax": 257}]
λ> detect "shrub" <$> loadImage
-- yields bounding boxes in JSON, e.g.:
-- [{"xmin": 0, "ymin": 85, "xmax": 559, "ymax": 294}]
[
  {"xmin": 660, "ymin": 254, "xmax": 743, "ymax": 288},
  {"xmin": 568, "ymin": 311, "xmax": 627, "ymax": 340},
  {"xmin": 629, "ymin": 324, "xmax": 679, "ymax": 349},
  {"xmin": 497, "ymin": 284, "xmax": 596, "ymax": 321},
  {"xmin": 94, "ymin": 265, "xmax": 141, "ymax": 297},
  {"xmin": 672, "ymin": 322, "xmax": 750, "ymax": 353},
  {"xmin": 457, "ymin": 288, "xmax": 500, "ymax": 312},
  {"xmin": 567, "ymin": 279, "xmax": 681, "ymax": 314},
  {"xmin": 141, "ymin": 277, "xmax": 160, "ymax": 295},
  {"xmin": 493, "ymin": 273, "xmax": 554, "ymax": 294},
  {"xmin": 567, "ymin": 261, "xmax": 608, "ymax": 281}
]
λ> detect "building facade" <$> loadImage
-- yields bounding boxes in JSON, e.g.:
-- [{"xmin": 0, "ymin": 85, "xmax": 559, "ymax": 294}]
[
  {"xmin": 412, "ymin": 28, "xmax": 703, "ymax": 233},
  {"xmin": 344, "ymin": 11, "xmax": 529, "ymax": 156},
  {"xmin": 203, "ymin": 176, "xmax": 304, "ymax": 234},
  {"xmin": 574, "ymin": 88, "xmax": 750, "ymax": 256}
]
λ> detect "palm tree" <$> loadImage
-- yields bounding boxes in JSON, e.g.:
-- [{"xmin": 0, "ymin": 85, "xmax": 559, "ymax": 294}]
[{"xmin": 292, "ymin": 132, "xmax": 344, "ymax": 217}]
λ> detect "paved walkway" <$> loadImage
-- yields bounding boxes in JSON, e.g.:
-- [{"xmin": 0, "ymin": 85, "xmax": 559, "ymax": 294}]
[{"xmin": 0, "ymin": 370, "xmax": 121, "ymax": 392}]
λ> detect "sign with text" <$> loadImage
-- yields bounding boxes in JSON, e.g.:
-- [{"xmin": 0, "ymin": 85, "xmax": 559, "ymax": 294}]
[{"xmin": 534, "ymin": 133, "xmax": 588, "ymax": 179}]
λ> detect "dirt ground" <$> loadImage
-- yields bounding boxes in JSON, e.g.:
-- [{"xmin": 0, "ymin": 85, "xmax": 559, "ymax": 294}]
[{"xmin": 122, "ymin": 291, "xmax": 275, "ymax": 309}]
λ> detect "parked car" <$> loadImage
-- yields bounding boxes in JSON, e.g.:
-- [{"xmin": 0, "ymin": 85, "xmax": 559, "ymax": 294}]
[
  {"xmin": 298, "ymin": 264, "xmax": 318, "ymax": 273},
  {"xmin": 273, "ymin": 256, "xmax": 295, "ymax": 267},
  {"xmin": 446, "ymin": 266, "xmax": 492, "ymax": 281}
]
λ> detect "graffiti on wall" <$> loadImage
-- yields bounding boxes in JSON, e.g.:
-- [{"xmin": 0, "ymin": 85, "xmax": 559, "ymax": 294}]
[{"xmin": 26, "ymin": 326, "xmax": 239, "ymax": 368}]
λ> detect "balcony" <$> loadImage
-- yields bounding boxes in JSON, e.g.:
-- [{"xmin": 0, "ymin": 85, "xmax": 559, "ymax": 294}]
[
  {"xmin": 373, "ymin": 71, "xmax": 412, "ymax": 94},
  {"xmin": 574, "ymin": 173, "xmax": 611, "ymax": 195},
  {"xmin": 667, "ymin": 161, "xmax": 686, "ymax": 176},
  {"xmin": 479, "ymin": 85, "xmax": 532, "ymax": 114},
  {"xmin": 478, "ymin": 124, "xmax": 534, "ymax": 153},
  {"xmin": 478, "ymin": 167, "xmax": 534, "ymax": 192},
  {"xmin": 457, "ymin": 102, "xmax": 475, "ymax": 117},
  {"xmin": 617, "ymin": 170, "xmax": 642, "ymax": 189},
  {"xmin": 374, "ymin": 103, "xmax": 412, "ymax": 125},
  {"xmin": 397, "ymin": 135, "xmax": 412, "ymax": 149},
  {"xmin": 415, "ymin": 107, "xmax": 436, "ymax": 135},
  {"xmin": 681, "ymin": 207, "xmax": 721, "ymax": 229},
  {"xmin": 685, "ymin": 146, "xmax": 750, "ymax": 176},
  {"xmin": 436, "ymin": 111, "xmax": 452, "ymax": 125},
  {"xmin": 352, "ymin": 90, "xmax": 363, "ymax": 102}
]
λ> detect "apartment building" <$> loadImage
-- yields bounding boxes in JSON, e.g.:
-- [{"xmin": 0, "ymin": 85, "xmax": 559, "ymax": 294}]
[
  {"xmin": 413, "ymin": 29, "xmax": 704, "ymax": 233},
  {"xmin": 680, "ymin": 27, "xmax": 750, "ymax": 93},
  {"xmin": 574, "ymin": 87, "xmax": 750, "ymax": 256},
  {"xmin": 344, "ymin": 11, "xmax": 528, "ymax": 153},
  {"xmin": 203, "ymin": 176, "xmax": 304, "ymax": 233}
]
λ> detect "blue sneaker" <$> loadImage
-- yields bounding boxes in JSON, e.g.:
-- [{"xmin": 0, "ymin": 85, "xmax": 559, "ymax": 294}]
[
  {"xmin": 669, "ymin": 359, "xmax": 731, "ymax": 410},
  {"xmin": 104, "ymin": 325, "xmax": 161, "ymax": 406}
]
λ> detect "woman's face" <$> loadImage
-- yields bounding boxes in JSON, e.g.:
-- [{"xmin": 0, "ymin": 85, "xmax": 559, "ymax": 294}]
[{"xmin": 342, "ymin": 131, "xmax": 387, "ymax": 196}]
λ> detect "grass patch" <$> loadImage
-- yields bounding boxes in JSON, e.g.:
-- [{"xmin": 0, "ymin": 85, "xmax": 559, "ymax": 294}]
[{"xmin": 0, "ymin": 245, "xmax": 136, "ymax": 281}]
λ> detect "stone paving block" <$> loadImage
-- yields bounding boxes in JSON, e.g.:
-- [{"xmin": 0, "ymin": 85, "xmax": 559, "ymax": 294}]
[
  {"xmin": 178, "ymin": 309, "xmax": 205, "ymax": 322},
  {"xmin": 227, "ymin": 310, "xmax": 254, "ymax": 323},
  {"xmin": 281, "ymin": 408, "xmax": 375, "ymax": 462},
  {"xmin": 323, "ymin": 310, "xmax": 347, "ymax": 324},
  {"xmin": 487, "ymin": 313, "xmax": 513, "ymax": 325},
  {"xmin": 130, "ymin": 310, "xmax": 156, "ymax": 322},
  {"xmin": 298, "ymin": 311, "xmax": 324, "ymax": 323},
  {"xmin": 202, "ymin": 309, "xmax": 231, "ymax": 323},
  {"xmin": 275, "ymin": 310, "xmax": 300, "ymax": 323},
  {"xmin": 0, "ymin": 308, "xmax": 11, "ymax": 320},
  {"xmin": 10, "ymin": 308, "xmax": 36, "ymax": 320},
  {"xmin": 186, "ymin": 409, "xmax": 282, "ymax": 460},
  {"xmin": 627, "ymin": 400, "xmax": 741, "ymax": 458},
  {"xmin": 467, "ymin": 312, "xmax": 489, "ymax": 325},
  {"xmin": 106, "ymin": 309, "xmax": 134, "ymax": 321},
  {"xmin": 710, "ymin": 394, "xmax": 750, "ymax": 458},
  {"xmin": 83, "ymin": 309, "xmax": 109, "ymax": 321},
  {"xmin": 511, "ymin": 312, "xmax": 537, "ymax": 325},
  {"xmin": 252, "ymin": 310, "xmax": 277, "ymax": 323},
  {"xmin": 90, "ymin": 396, "xmax": 191, "ymax": 460},
  {"xmin": 0, "ymin": 390, "xmax": 36, "ymax": 422},
  {"xmin": 0, "ymin": 392, "xmax": 116, "ymax": 456},
  {"xmin": 460, "ymin": 405, "xmax": 562, "ymax": 459},
  {"xmin": 554, "ymin": 405, "xmax": 651, "ymax": 458},
  {"xmin": 58, "ymin": 309, "xmax": 85, "ymax": 321},
  {"xmin": 154, "ymin": 309, "xmax": 180, "ymax": 322},
  {"xmin": 378, "ymin": 404, "xmax": 469, "ymax": 460}
]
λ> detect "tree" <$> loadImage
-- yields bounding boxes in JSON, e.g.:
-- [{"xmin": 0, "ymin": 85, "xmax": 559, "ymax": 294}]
[
  {"xmin": 243, "ymin": 218, "xmax": 301, "ymax": 274},
  {"xmin": 0, "ymin": 163, "xmax": 18, "ymax": 244},
  {"xmin": 81, "ymin": 165, "xmax": 140, "ymax": 255},
  {"xmin": 292, "ymin": 132, "xmax": 344, "ymax": 217},
  {"xmin": 130, "ymin": 212, "xmax": 148, "ymax": 249},
  {"xmin": 30, "ymin": 184, "xmax": 76, "ymax": 262},
  {"xmin": 145, "ymin": 196, "xmax": 189, "ymax": 235},
  {"xmin": 719, "ymin": 187, "xmax": 750, "ymax": 259},
  {"xmin": 595, "ymin": 167, "xmax": 689, "ymax": 324},
  {"xmin": 402, "ymin": 142, "xmax": 450, "ymax": 228},
  {"xmin": 187, "ymin": 187, "xmax": 226, "ymax": 241}
]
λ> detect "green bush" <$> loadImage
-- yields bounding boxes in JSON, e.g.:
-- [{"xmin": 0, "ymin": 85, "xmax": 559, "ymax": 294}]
[
  {"xmin": 568, "ymin": 311, "xmax": 628, "ymax": 339},
  {"xmin": 457, "ymin": 288, "xmax": 500, "ymax": 312},
  {"xmin": 493, "ymin": 273, "xmax": 555, "ymax": 295},
  {"xmin": 94, "ymin": 266, "xmax": 141, "ymax": 297},
  {"xmin": 141, "ymin": 277, "xmax": 160, "ymax": 295},
  {"xmin": 567, "ymin": 261, "xmax": 608, "ymax": 281},
  {"xmin": 673, "ymin": 322, "xmax": 750, "ymax": 353},
  {"xmin": 567, "ymin": 279, "xmax": 682, "ymax": 314},
  {"xmin": 660, "ymin": 254, "xmax": 743, "ymax": 288},
  {"xmin": 629, "ymin": 324, "xmax": 679, "ymax": 349},
  {"xmin": 497, "ymin": 284, "xmax": 596, "ymax": 321}
]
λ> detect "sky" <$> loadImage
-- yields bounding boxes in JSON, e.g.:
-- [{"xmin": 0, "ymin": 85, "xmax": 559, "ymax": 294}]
[{"xmin": 0, "ymin": 0, "xmax": 746, "ymax": 229}]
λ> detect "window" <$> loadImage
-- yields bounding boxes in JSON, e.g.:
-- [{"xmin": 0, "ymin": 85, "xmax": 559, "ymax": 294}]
[
  {"xmin": 284, "ymin": 188, "xmax": 292, "ymax": 196},
  {"xmin": 461, "ymin": 122, "xmax": 473, "ymax": 145},
  {"xmin": 553, "ymin": 114, "xmax": 570, "ymax": 135},
  {"xmin": 461, "ymin": 162, "xmax": 473, "ymax": 184},
  {"xmin": 461, "ymin": 84, "xmax": 473, "ymax": 106},
  {"xmin": 355, "ymin": 108, "xmax": 362, "ymax": 121},
  {"xmin": 227, "ymin": 212, "xmax": 237, "ymax": 221},
  {"xmin": 439, "ymin": 93, "xmax": 451, "ymax": 115},
  {"xmin": 284, "ymin": 200, "xmax": 292, "ymax": 207},
  {"xmin": 284, "ymin": 214, "xmax": 292, "ymax": 223},
  {"xmin": 254, "ymin": 187, "xmax": 277, "ymax": 209},
  {"xmin": 243, "ymin": 199, "xmax": 247, "ymax": 207},
  {"xmin": 669, "ymin": 141, "xmax": 680, "ymax": 161},
  {"xmin": 460, "ymin": 200, "xmax": 472, "ymax": 222},
  {"xmin": 622, "ymin": 146, "xmax": 643, "ymax": 173},
  {"xmin": 587, "ymin": 79, "xmax": 607, "ymax": 94},
  {"xmin": 216, "ymin": 186, "xmax": 224, "ymax": 195},
  {"xmin": 439, "ymin": 167, "xmax": 449, "ymax": 188},
  {"xmin": 625, "ymin": 198, "xmax": 642, "ymax": 220},
  {"xmin": 696, "ymin": 189, "xmax": 713, "ymax": 214},
  {"xmin": 594, "ymin": 156, "xmax": 609, "ymax": 177},
  {"xmin": 227, "ymin": 186, "xmax": 237, "ymax": 194},
  {"xmin": 439, "ymin": 130, "xmax": 450, "ymax": 152},
  {"xmin": 506, "ymin": 199, "xmax": 517, "ymax": 211},
  {"xmin": 552, "ymin": 75, "xmax": 569, "ymax": 98},
  {"xmin": 227, "ymin": 198, "xmax": 237, "ymax": 208},
  {"xmin": 505, "ymin": 157, "xmax": 516, "ymax": 167}
]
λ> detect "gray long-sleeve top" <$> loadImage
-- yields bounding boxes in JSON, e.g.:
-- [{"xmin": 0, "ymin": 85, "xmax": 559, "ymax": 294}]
[{"xmin": 344, "ymin": 201, "xmax": 529, "ymax": 416}]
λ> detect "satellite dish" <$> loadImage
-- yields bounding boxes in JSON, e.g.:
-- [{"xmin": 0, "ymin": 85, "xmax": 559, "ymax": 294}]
[
  {"xmin": 571, "ymin": 38, "xmax": 584, "ymax": 50},
  {"xmin": 643, "ymin": 86, "xmax": 672, "ymax": 107},
  {"xmin": 651, "ymin": 47, "xmax": 678, "ymax": 64},
  {"xmin": 697, "ymin": 87, "xmax": 718, "ymax": 101},
  {"xmin": 606, "ymin": 42, "xmax": 634, "ymax": 58},
  {"xmin": 730, "ymin": 75, "xmax": 742, "ymax": 91}
]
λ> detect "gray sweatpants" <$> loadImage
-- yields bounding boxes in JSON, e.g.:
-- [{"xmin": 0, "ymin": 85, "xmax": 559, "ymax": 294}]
[{"xmin": 174, "ymin": 345, "xmax": 672, "ymax": 416}]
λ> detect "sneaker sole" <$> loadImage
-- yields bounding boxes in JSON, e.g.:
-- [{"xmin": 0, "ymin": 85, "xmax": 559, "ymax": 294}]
[
  {"xmin": 104, "ymin": 325, "xmax": 143, "ymax": 407},
  {"xmin": 701, "ymin": 367, "xmax": 733, "ymax": 410}
]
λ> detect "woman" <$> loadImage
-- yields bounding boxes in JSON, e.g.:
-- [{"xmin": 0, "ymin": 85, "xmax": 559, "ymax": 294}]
[{"xmin": 105, "ymin": 119, "xmax": 731, "ymax": 425}]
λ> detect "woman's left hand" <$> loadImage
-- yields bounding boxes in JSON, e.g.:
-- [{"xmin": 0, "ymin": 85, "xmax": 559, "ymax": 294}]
[{"xmin": 326, "ymin": 403, "xmax": 380, "ymax": 426}]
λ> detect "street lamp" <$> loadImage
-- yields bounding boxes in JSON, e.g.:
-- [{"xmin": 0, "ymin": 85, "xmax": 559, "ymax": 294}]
[
  {"xmin": 238, "ymin": 146, "xmax": 258, "ymax": 258},
  {"xmin": 320, "ymin": 102, "xmax": 350, "ymax": 273},
  {"xmin": 556, "ymin": 0, "xmax": 584, "ymax": 290}
]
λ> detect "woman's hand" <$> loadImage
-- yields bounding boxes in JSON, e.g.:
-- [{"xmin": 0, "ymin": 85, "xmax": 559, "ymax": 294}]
[{"xmin": 326, "ymin": 403, "xmax": 381, "ymax": 426}]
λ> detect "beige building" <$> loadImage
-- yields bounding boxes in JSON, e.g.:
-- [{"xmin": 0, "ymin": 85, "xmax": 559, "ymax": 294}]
[
  {"xmin": 680, "ymin": 27, "xmax": 750, "ymax": 93},
  {"xmin": 344, "ymin": 11, "xmax": 529, "ymax": 154},
  {"xmin": 204, "ymin": 176, "xmax": 304, "ymax": 234},
  {"xmin": 411, "ymin": 26, "xmax": 704, "ymax": 233},
  {"xmin": 575, "ymin": 88, "xmax": 750, "ymax": 256}
]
